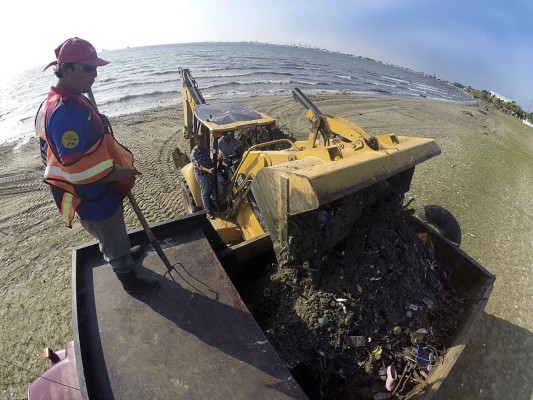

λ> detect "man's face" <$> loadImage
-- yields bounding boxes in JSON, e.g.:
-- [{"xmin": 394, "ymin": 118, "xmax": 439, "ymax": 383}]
[
  {"xmin": 223, "ymin": 133, "xmax": 233, "ymax": 143},
  {"xmin": 196, "ymin": 137, "xmax": 206, "ymax": 149},
  {"xmin": 61, "ymin": 63, "xmax": 98, "ymax": 94}
]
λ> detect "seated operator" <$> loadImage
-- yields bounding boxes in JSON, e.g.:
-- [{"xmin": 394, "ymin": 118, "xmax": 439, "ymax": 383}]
[
  {"xmin": 217, "ymin": 131, "xmax": 243, "ymax": 182},
  {"xmin": 218, "ymin": 131, "xmax": 243, "ymax": 160}
]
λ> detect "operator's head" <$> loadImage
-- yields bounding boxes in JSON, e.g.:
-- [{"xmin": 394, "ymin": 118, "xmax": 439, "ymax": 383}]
[
  {"xmin": 223, "ymin": 131, "xmax": 234, "ymax": 143},
  {"xmin": 44, "ymin": 37, "xmax": 109, "ymax": 94},
  {"xmin": 195, "ymin": 135, "xmax": 206, "ymax": 149}
]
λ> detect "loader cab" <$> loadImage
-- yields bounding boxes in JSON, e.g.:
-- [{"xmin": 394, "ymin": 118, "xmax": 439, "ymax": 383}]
[
  {"xmin": 186, "ymin": 102, "xmax": 276, "ymax": 153},
  {"xmin": 174, "ymin": 101, "xmax": 278, "ymax": 244},
  {"xmin": 183, "ymin": 102, "xmax": 277, "ymax": 210}
]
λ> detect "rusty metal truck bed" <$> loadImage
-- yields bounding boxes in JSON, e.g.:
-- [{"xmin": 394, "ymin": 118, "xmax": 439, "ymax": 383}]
[{"xmin": 72, "ymin": 213, "xmax": 307, "ymax": 399}]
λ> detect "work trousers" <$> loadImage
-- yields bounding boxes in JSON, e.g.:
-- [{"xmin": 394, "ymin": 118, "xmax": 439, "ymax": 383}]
[
  {"xmin": 79, "ymin": 206, "xmax": 134, "ymax": 273},
  {"xmin": 195, "ymin": 173, "xmax": 213, "ymax": 211}
]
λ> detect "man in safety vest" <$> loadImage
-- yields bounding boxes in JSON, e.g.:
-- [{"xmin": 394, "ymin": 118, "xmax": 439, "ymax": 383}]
[{"xmin": 36, "ymin": 37, "xmax": 159, "ymax": 294}]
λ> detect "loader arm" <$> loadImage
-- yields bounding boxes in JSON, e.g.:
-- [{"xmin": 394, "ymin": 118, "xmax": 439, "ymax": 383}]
[
  {"xmin": 292, "ymin": 87, "xmax": 380, "ymax": 150},
  {"xmin": 245, "ymin": 88, "xmax": 441, "ymax": 265},
  {"xmin": 179, "ymin": 68, "xmax": 206, "ymax": 140},
  {"xmin": 225, "ymin": 139, "xmax": 300, "ymax": 218}
]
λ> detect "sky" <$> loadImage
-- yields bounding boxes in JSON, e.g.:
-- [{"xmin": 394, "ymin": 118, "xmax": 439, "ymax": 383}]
[{"xmin": 2, "ymin": 0, "xmax": 531, "ymax": 110}]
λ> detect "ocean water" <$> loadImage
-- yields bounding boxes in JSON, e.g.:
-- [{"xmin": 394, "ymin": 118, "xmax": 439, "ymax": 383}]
[{"xmin": 0, "ymin": 42, "xmax": 473, "ymax": 145}]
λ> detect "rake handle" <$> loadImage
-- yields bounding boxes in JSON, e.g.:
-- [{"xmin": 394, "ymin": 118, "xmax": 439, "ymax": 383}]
[
  {"xmin": 87, "ymin": 89, "xmax": 174, "ymax": 273},
  {"xmin": 127, "ymin": 193, "xmax": 175, "ymax": 272}
]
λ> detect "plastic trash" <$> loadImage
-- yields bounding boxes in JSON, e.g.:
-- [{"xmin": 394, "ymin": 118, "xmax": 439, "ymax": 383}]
[
  {"xmin": 386, "ymin": 364, "xmax": 398, "ymax": 391},
  {"xmin": 371, "ymin": 346, "xmax": 383, "ymax": 360},
  {"xmin": 415, "ymin": 344, "xmax": 431, "ymax": 369}
]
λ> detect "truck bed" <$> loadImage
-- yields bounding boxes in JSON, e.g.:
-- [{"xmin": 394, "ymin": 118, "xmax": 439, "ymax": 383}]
[
  {"xmin": 72, "ymin": 213, "xmax": 307, "ymax": 399},
  {"xmin": 69, "ymin": 213, "xmax": 495, "ymax": 400}
]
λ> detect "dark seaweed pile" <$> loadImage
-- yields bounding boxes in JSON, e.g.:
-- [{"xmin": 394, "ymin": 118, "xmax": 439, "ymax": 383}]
[
  {"xmin": 236, "ymin": 125, "xmax": 296, "ymax": 150},
  {"xmin": 238, "ymin": 194, "xmax": 464, "ymax": 400},
  {"xmin": 229, "ymin": 123, "xmax": 463, "ymax": 399}
]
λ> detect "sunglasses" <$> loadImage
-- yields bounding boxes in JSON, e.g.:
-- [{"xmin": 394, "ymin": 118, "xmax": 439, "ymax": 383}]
[{"xmin": 74, "ymin": 63, "xmax": 98, "ymax": 73}]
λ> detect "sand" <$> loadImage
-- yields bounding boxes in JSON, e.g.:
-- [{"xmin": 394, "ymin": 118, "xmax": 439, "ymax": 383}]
[{"xmin": 1, "ymin": 94, "xmax": 532, "ymax": 399}]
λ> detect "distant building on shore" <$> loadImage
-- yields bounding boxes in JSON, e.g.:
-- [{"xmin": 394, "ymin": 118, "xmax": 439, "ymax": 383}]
[{"xmin": 490, "ymin": 91, "xmax": 513, "ymax": 103}]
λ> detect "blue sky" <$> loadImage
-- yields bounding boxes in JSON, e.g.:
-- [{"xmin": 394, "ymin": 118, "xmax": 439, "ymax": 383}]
[{"xmin": 2, "ymin": 0, "xmax": 531, "ymax": 110}]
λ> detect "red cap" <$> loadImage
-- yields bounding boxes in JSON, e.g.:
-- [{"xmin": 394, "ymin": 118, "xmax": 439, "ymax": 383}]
[{"xmin": 43, "ymin": 37, "xmax": 109, "ymax": 71}]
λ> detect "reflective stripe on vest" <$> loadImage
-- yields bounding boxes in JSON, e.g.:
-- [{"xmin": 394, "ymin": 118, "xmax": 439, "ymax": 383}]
[
  {"xmin": 45, "ymin": 159, "xmax": 114, "ymax": 184},
  {"xmin": 61, "ymin": 192, "xmax": 77, "ymax": 227}
]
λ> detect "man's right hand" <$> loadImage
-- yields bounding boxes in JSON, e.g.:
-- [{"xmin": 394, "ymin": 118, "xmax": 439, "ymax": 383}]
[{"xmin": 104, "ymin": 165, "xmax": 141, "ymax": 187}]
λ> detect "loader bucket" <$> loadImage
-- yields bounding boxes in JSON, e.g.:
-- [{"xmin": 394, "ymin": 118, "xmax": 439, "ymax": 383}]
[{"xmin": 250, "ymin": 136, "xmax": 440, "ymax": 265}]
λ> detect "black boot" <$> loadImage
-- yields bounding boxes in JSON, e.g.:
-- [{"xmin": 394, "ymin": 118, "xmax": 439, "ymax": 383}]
[
  {"xmin": 130, "ymin": 245, "xmax": 146, "ymax": 260},
  {"xmin": 115, "ymin": 269, "xmax": 159, "ymax": 294}
]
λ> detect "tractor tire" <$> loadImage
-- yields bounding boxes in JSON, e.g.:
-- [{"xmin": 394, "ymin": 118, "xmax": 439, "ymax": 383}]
[
  {"xmin": 180, "ymin": 178, "xmax": 197, "ymax": 214},
  {"xmin": 415, "ymin": 205, "xmax": 462, "ymax": 246}
]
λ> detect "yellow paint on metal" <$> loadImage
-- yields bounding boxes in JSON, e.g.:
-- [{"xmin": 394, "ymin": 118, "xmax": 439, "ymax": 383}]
[
  {"xmin": 235, "ymin": 202, "xmax": 265, "ymax": 240},
  {"xmin": 181, "ymin": 163, "xmax": 202, "ymax": 208},
  {"xmin": 252, "ymin": 137, "xmax": 439, "ymax": 216},
  {"xmin": 209, "ymin": 217, "xmax": 242, "ymax": 243}
]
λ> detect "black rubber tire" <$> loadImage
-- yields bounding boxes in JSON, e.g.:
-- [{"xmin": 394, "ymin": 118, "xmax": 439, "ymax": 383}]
[
  {"xmin": 416, "ymin": 205, "xmax": 462, "ymax": 245},
  {"xmin": 180, "ymin": 178, "xmax": 197, "ymax": 214}
]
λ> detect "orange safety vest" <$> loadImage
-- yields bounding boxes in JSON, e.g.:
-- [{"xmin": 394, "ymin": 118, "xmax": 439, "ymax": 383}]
[{"xmin": 36, "ymin": 89, "xmax": 134, "ymax": 228}]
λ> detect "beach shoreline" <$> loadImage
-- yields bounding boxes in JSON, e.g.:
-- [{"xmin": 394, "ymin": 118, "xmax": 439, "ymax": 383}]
[
  {"xmin": 1, "ymin": 94, "xmax": 531, "ymax": 399},
  {"xmin": 0, "ymin": 86, "xmax": 478, "ymax": 149}
]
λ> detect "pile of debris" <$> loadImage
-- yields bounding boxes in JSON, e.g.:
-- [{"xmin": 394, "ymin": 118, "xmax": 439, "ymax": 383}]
[
  {"xmin": 236, "ymin": 125, "xmax": 295, "ymax": 150},
  {"xmin": 239, "ymin": 192, "xmax": 464, "ymax": 400}
]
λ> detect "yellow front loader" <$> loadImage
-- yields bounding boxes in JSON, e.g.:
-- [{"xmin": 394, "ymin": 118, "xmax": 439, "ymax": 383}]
[{"xmin": 175, "ymin": 69, "xmax": 440, "ymax": 264}]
